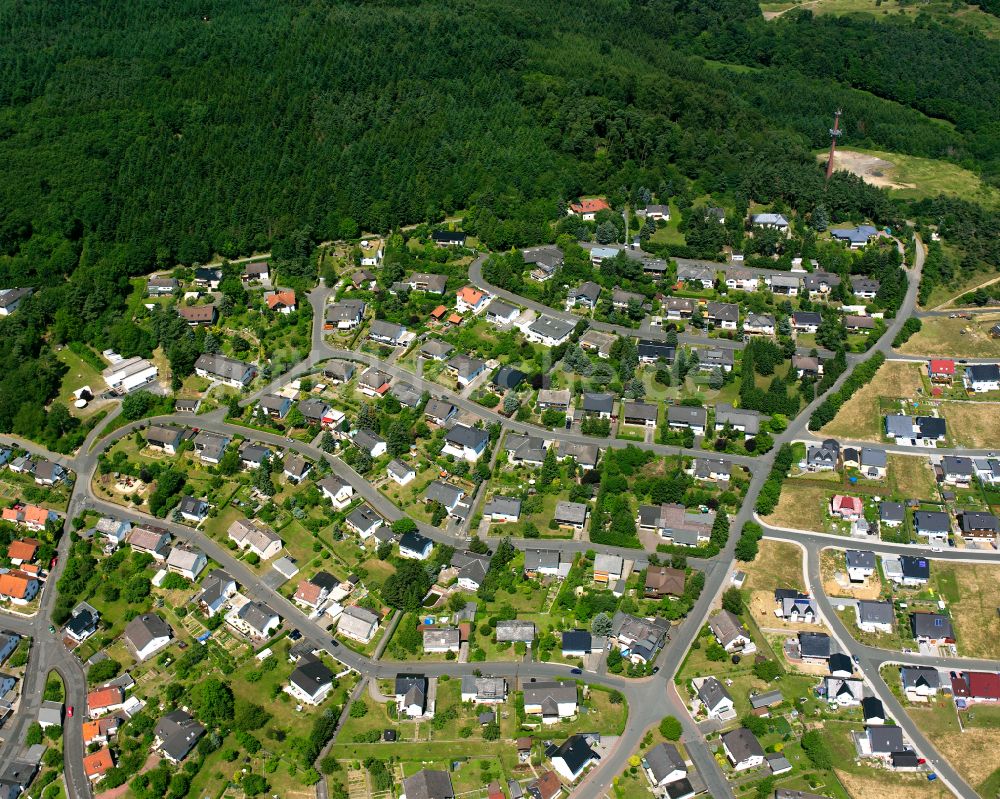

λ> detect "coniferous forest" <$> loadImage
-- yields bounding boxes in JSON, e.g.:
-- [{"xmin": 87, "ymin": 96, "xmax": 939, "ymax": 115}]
[{"xmin": 1, "ymin": 0, "xmax": 1000, "ymax": 441}]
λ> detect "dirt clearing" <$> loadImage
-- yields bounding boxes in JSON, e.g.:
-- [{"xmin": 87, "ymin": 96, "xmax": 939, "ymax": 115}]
[
  {"xmin": 835, "ymin": 768, "xmax": 951, "ymax": 799},
  {"xmin": 934, "ymin": 562, "xmax": 1000, "ymax": 659},
  {"xmin": 768, "ymin": 482, "xmax": 835, "ymax": 533},
  {"xmin": 898, "ymin": 312, "xmax": 1000, "ymax": 357},
  {"xmin": 827, "ymin": 150, "xmax": 914, "ymax": 190},
  {"xmin": 821, "ymin": 361, "xmax": 924, "ymax": 441},
  {"xmin": 821, "ymin": 549, "xmax": 884, "ymax": 600},
  {"xmin": 939, "ymin": 401, "xmax": 1000, "ymax": 449},
  {"xmin": 888, "ymin": 454, "xmax": 938, "ymax": 502}
]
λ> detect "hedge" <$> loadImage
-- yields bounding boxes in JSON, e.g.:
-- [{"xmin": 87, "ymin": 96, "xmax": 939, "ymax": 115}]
[{"xmin": 808, "ymin": 351, "xmax": 885, "ymax": 431}]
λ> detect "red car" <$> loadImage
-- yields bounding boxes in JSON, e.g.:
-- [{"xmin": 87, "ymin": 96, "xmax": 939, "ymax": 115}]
[{"xmin": 66, "ymin": 706, "xmax": 73, "ymax": 718}]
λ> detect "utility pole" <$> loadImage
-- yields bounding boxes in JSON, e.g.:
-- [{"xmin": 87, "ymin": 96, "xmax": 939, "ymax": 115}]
[{"xmin": 825, "ymin": 110, "xmax": 842, "ymax": 185}]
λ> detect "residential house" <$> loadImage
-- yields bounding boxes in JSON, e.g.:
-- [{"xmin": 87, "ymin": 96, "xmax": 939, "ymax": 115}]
[
  {"xmin": 941, "ymin": 455, "xmax": 974, "ymax": 485},
  {"xmin": 750, "ymin": 213, "xmax": 789, "ymax": 231},
  {"xmin": 404, "ymin": 272, "xmax": 448, "ymax": 294},
  {"xmin": 844, "ymin": 315, "xmax": 876, "ymax": 335},
  {"xmin": 863, "ymin": 696, "xmax": 886, "ymax": 725},
  {"xmin": 455, "ymin": 554, "xmax": 490, "ymax": 591},
  {"xmin": 523, "ymin": 246, "xmax": 563, "ymax": 281},
  {"xmin": 589, "ymin": 246, "xmax": 620, "ymax": 265},
  {"xmin": 147, "ymin": 277, "xmax": 179, "ymax": 295},
  {"xmin": 387, "ymin": 459, "xmax": 416, "ymax": 486},
  {"xmin": 663, "ymin": 297, "xmax": 694, "ymax": 321},
  {"xmin": 318, "ymin": 476, "xmax": 354, "ymax": 510},
  {"xmin": 900, "ymin": 555, "xmax": 930, "ymax": 586},
  {"xmin": 352, "ymin": 428, "xmax": 387, "ymax": 459},
  {"xmin": 460, "ymin": 676, "xmax": 508, "ymax": 704},
  {"xmin": 667, "ymin": 405, "xmax": 707, "ymax": 435},
  {"xmin": 856, "ymin": 601, "xmax": 894, "ymax": 633},
  {"xmin": 804, "ymin": 272, "xmax": 841, "ymax": 297},
  {"xmin": 286, "ymin": 654, "xmax": 335, "ymax": 705},
  {"xmin": 806, "ymin": 439, "xmax": 840, "ymax": 471},
  {"xmin": 959, "ymin": 511, "xmax": 999, "ymax": 545},
  {"xmin": 431, "ymin": 230, "xmax": 466, "ymax": 248},
  {"xmin": 369, "ymin": 319, "xmax": 407, "ymax": 346},
  {"xmin": 699, "ymin": 347, "xmax": 735, "ymax": 373},
  {"xmin": 769, "ymin": 274, "xmax": 800, "ymax": 296},
  {"xmin": 83, "ymin": 749, "xmax": 114, "ymax": 783},
  {"xmin": 123, "ymin": 613, "xmax": 173, "ymax": 661},
  {"xmin": 496, "ymin": 620, "xmax": 536, "ymax": 645},
  {"xmin": 744, "ymin": 313, "xmax": 775, "ymax": 336},
  {"xmin": 399, "ymin": 531, "xmax": 433, "ymax": 560},
  {"xmin": 154, "ymin": 710, "xmax": 205, "ymax": 763},
  {"xmin": 145, "ymin": 424, "xmax": 185, "ymax": 454},
  {"xmin": 483, "ymin": 496, "xmax": 521, "ymax": 524},
  {"xmin": 951, "ymin": 672, "xmax": 1000, "ymax": 704},
  {"xmin": 177, "ymin": 304, "xmax": 217, "ymax": 326},
  {"xmin": 593, "ymin": 554, "xmax": 624, "ymax": 585},
  {"xmin": 692, "ymin": 457, "xmax": 731, "ymax": 483},
  {"xmin": 637, "ymin": 503, "xmax": 714, "ymax": 547},
  {"xmin": 705, "ymin": 301, "xmax": 739, "ymax": 329},
  {"xmin": 193, "ymin": 267, "xmax": 222, "ymax": 288},
  {"xmin": 677, "ymin": 264, "xmax": 715, "ymax": 288},
  {"xmin": 442, "ymin": 424, "xmax": 489, "ymax": 462},
  {"xmin": 566, "ymin": 281, "xmax": 601, "ymax": 310},
  {"xmin": 446, "ymin": 353, "xmax": 487, "ymax": 387},
  {"xmin": 65, "ymin": 605, "xmax": 100, "ymax": 643},
  {"xmin": 791, "ymin": 311, "xmax": 821, "ymax": 334},
  {"xmin": 177, "ymin": 496, "xmax": 209, "ymax": 523},
  {"xmin": 324, "ymin": 299, "xmax": 366, "ymax": 330},
  {"xmin": 830, "ymin": 494, "xmax": 863, "ymax": 521},
  {"xmin": 611, "ymin": 288, "xmax": 645, "ymax": 310},
  {"xmin": 928, "ymin": 359, "xmax": 955, "ymax": 384},
  {"xmin": 523, "ymin": 681, "xmax": 578, "ymax": 723},
  {"xmin": 523, "ymin": 549, "xmax": 562, "ymax": 578},
  {"xmin": 526, "ymin": 771, "xmax": 562, "ymax": 799},
  {"xmin": 557, "ymin": 441, "xmax": 599, "ymax": 471},
  {"xmin": 832, "ymin": 226, "xmax": 879, "ymax": 249},
  {"xmin": 645, "ymin": 566, "xmax": 685, "ymax": 599},
  {"xmin": 793, "ymin": 355, "xmax": 822, "ymax": 378},
  {"xmin": 879, "ymin": 501, "xmax": 905, "ymax": 528},
  {"xmin": 901, "ymin": 666, "xmax": 941, "ymax": 699},
  {"xmin": 910, "ymin": 613, "xmax": 955, "ymax": 646},
  {"xmin": 423, "ymin": 627, "xmax": 461, "ymax": 653},
  {"xmin": 797, "ymin": 632, "xmax": 831, "ymax": 664},
  {"xmin": 102, "ymin": 355, "xmax": 158, "ymax": 394},
  {"xmin": 554, "ymin": 501, "xmax": 589, "ymax": 531},
  {"xmin": 610, "ymin": 612, "xmax": 669, "ymax": 664},
  {"xmin": 776, "ymin": 591, "xmax": 816, "ymax": 623},
  {"xmin": 425, "ymin": 481, "xmax": 466, "ymax": 517},
  {"xmin": 885, "ymin": 414, "xmax": 947, "ymax": 445},
  {"xmin": 227, "ymin": 519, "xmax": 282, "ymax": 560},
  {"xmin": 621, "ymin": 401, "xmax": 658, "ymax": 427},
  {"xmin": 424, "ymin": 398, "xmax": 457, "ymax": 426},
  {"xmin": 127, "ymin": 526, "xmax": 171, "ymax": 560},
  {"xmin": 721, "ymin": 728, "xmax": 766, "ymax": 771},
  {"xmin": 485, "ymin": 300, "xmax": 520, "ymax": 326},
  {"xmin": 193, "ymin": 430, "xmax": 230, "ymax": 464},
  {"xmin": 0, "ymin": 572, "xmax": 38, "ymax": 605},
  {"xmin": 964, "ymin": 364, "xmax": 1000, "ymax": 393},
  {"xmin": 395, "ymin": 674, "xmax": 430, "ymax": 718},
  {"xmin": 235, "ymin": 601, "xmax": 281, "ymax": 639},
  {"xmin": 283, "ymin": 455, "xmax": 312, "ymax": 484},
  {"xmin": 524, "ymin": 316, "xmax": 575, "ymax": 348},
  {"xmin": 726, "ymin": 268, "xmax": 759, "ymax": 292},
  {"xmin": 580, "ymin": 392, "xmax": 614, "ymax": 419},
  {"xmin": 337, "ymin": 605, "xmax": 380, "ymax": 644},
  {"xmin": 714, "ymin": 403, "xmax": 760, "ymax": 437},
  {"xmin": 550, "ymin": 735, "xmax": 600, "ymax": 782},
  {"xmin": 914, "ymin": 510, "xmax": 951, "ymax": 544},
  {"xmin": 345, "ymin": 504, "xmax": 383, "ymax": 539},
  {"xmin": 636, "ymin": 338, "xmax": 676, "ymax": 364},
  {"xmin": 195, "ymin": 570, "xmax": 237, "ymax": 617},
  {"xmin": 568, "ymin": 198, "xmax": 610, "ymax": 220},
  {"xmin": 695, "ymin": 676, "xmax": 735, "ymax": 720},
  {"xmin": 494, "ymin": 366, "xmax": 527, "ymax": 391},
  {"xmin": 400, "ymin": 769, "xmax": 454, "ymax": 799},
  {"xmin": 297, "ymin": 399, "xmax": 334, "ymax": 428},
  {"xmin": 824, "ymin": 677, "xmax": 864, "ymax": 707},
  {"xmin": 166, "ymin": 546, "xmax": 206, "ymax": 580},
  {"xmin": 193, "ymin": 353, "xmax": 255, "ymax": 387}
]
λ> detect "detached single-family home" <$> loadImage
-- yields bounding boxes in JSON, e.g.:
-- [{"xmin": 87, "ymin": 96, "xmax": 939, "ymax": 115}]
[
  {"xmin": 443, "ymin": 424, "xmax": 489, "ymax": 462},
  {"xmin": 286, "ymin": 654, "xmax": 334, "ymax": 705},
  {"xmin": 797, "ymin": 631, "xmax": 831, "ymax": 664},
  {"xmin": 721, "ymin": 728, "xmax": 765, "ymax": 771},
  {"xmin": 554, "ymin": 501, "xmax": 589, "ymax": 531},
  {"xmin": 235, "ymin": 601, "xmax": 281, "ymax": 639},
  {"xmin": 425, "ymin": 480, "xmax": 466, "ymax": 517},
  {"xmin": 696, "ymin": 676, "xmax": 735, "ymax": 720},
  {"xmin": 941, "ymin": 455, "xmax": 974, "ymax": 485},
  {"xmin": 569, "ymin": 198, "xmax": 610, "ymax": 220},
  {"xmin": 910, "ymin": 613, "xmax": 954, "ymax": 646},
  {"xmin": 831, "ymin": 226, "xmax": 879, "ymax": 249},
  {"xmin": 154, "ymin": 710, "xmax": 205, "ymax": 763},
  {"xmin": 901, "ymin": 666, "xmax": 940, "ymax": 699},
  {"xmin": 750, "ymin": 212, "xmax": 788, "ymax": 231},
  {"xmin": 964, "ymin": 363, "xmax": 1000, "ymax": 393},
  {"xmin": 928, "ymin": 359, "xmax": 955, "ymax": 384},
  {"xmin": 830, "ymin": 494, "xmax": 863, "ymax": 521},
  {"xmin": 850, "ymin": 275, "xmax": 880, "ymax": 297},
  {"xmin": 345, "ymin": 505, "xmax": 383, "ymax": 539},
  {"xmin": 166, "ymin": 546, "xmax": 206, "ymax": 580},
  {"xmin": 495, "ymin": 620, "xmax": 536, "ymax": 645},
  {"xmin": 196, "ymin": 570, "xmax": 237, "ymax": 617},
  {"xmin": 387, "ymin": 459, "xmax": 416, "ymax": 486},
  {"xmin": 325, "ymin": 299, "xmax": 366, "ymax": 330},
  {"xmin": 432, "ymin": 230, "xmax": 466, "ymax": 248},
  {"xmin": 87, "ymin": 686, "xmax": 125, "ymax": 718},
  {"xmin": 806, "ymin": 439, "xmax": 840, "ymax": 471},
  {"xmin": 879, "ymin": 501, "xmax": 905, "ymax": 528},
  {"xmin": 523, "ymin": 681, "xmax": 578, "ymax": 723},
  {"xmin": 0, "ymin": 571, "xmax": 38, "ymax": 605},
  {"xmin": 644, "ymin": 567, "xmax": 685, "ymax": 599},
  {"xmin": 959, "ymin": 511, "xmax": 1000, "ymax": 545},
  {"xmin": 446, "ymin": 353, "xmax": 487, "ymax": 387},
  {"xmin": 825, "ymin": 677, "xmax": 864, "ymax": 707},
  {"xmin": 399, "ymin": 531, "xmax": 433, "ymax": 560},
  {"xmin": 914, "ymin": 510, "xmax": 951, "ymax": 544},
  {"xmin": 83, "ymin": 749, "xmax": 115, "ymax": 783},
  {"xmin": 401, "ymin": 770, "xmax": 454, "ymax": 799},
  {"xmin": 705, "ymin": 301, "xmax": 739, "ymax": 329},
  {"xmin": 792, "ymin": 311, "xmax": 821, "ymax": 333},
  {"xmin": 566, "ymin": 281, "xmax": 601, "ymax": 310},
  {"xmin": 856, "ymin": 600, "xmax": 894, "ymax": 633},
  {"xmin": 461, "ymin": 675, "xmax": 508, "ymax": 704},
  {"xmin": 423, "ymin": 627, "xmax": 461, "ymax": 654},
  {"xmin": 318, "ymin": 476, "xmax": 354, "ymax": 510},
  {"xmin": 845, "ymin": 550, "xmax": 877, "ymax": 582},
  {"xmin": 352, "ymin": 428, "xmax": 387, "ymax": 458},
  {"xmin": 744, "ymin": 313, "xmax": 775, "ymax": 336},
  {"xmin": 483, "ymin": 496, "xmax": 521, "ymax": 524},
  {"xmin": 524, "ymin": 246, "xmax": 563, "ymax": 281},
  {"xmin": 395, "ymin": 674, "xmax": 431, "ymax": 719},
  {"xmin": 124, "ymin": 613, "xmax": 173, "ymax": 661},
  {"xmin": 709, "ymin": 610, "xmax": 754, "ymax": 653},
  {"xmin": 227, "ymin": 519, "xmax": 282, "ymax": 560},
  {"xmin": 337, "ymin": 606, "xmax": 380, "ymax": 644},
  {"xmin": 524, "ymin": 316, "xmax": 575, "ymax": 348},
  {"xmin": 523, "ymin": 549, "xmax": 562, "ymax": 578},
  {"xmin": 369, "ymin": 319, "xmax": 407, "ymax": 346},
  {"xmin": 621, "ymin": 401, "xmax": 658, "ymax": 427},
  {"xmin": 127, "ymin": 526, "xmax": 171, "ymax": 560},
  {"xmin": 667, "ymin": 405, "xmax": 707, "ymax": 435},
  {"xmin": 484, "ymin": 299, "xmax": 520, "ymax": 326},
  {"xmin": 550, "ymin": 735, "xmax": 600, "ymax": 782}
]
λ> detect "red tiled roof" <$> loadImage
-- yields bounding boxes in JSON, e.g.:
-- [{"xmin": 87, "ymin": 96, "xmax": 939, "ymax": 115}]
[
  {"xmin": 430, "ymin": 305, "xmax": 447, "ymax": 319},
  {"xmin": 267, "ymin": 290, "xmax": 296, "ymax": 309},
  {"xmin": 87, "ymin": 685, "xmax": 124, "ymax": 711},
  {"xmin": 929, "ymin": 359, "xmax": 955, "ymax": 375},
  {"xmin": 968, "ymin": 672, "xmax": 1000, "ymax": 700},
  {"xmin": 7, "ymin": 539, "xmax": 38, "ymax": 561},
  {"xmin": 0, "ymin": 572, "xmax": 35, "ymax": 599},
  {"xmin": 83, "ymin": 748, "xmax": 114, "ymax": 778},
  {"xmin": 570, "ymin": 198, "xmax": 610, "ymax": 214}
]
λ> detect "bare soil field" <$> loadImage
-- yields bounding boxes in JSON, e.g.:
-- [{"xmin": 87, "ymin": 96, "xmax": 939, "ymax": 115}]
[
  {"xmin": 828, "ymin": 150, "xmax": 914, "ymax": 190},
  {"xmin": 898, "ymin": 312, "xmax": 1000, "ymax": 357},
  {"xmin": 835, "ymin": 768, "xmax": 951, "ymax": 799},
  {"xmin": 768, "ymin": 482, "xmax": 836, "ymax": 534},
  {"xmin": 821, "ymin": 549, "xmax": 883, "ymax": 600},
  {"xmin": 821, "ymin": 361, "xmax": 924, "ymax": 441}
]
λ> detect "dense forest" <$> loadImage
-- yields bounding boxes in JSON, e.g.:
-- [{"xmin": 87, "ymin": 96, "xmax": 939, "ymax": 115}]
[{"xmin": 1, "ymin": 0, "xmax": 999, "ymax": 442}]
